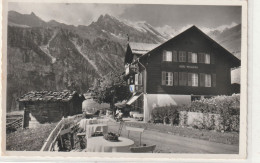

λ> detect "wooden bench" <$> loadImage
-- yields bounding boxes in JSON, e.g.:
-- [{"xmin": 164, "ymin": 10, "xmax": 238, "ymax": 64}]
[{"xmin": 125, "ymin": 126, "xmax": 144, "ymax": 146}]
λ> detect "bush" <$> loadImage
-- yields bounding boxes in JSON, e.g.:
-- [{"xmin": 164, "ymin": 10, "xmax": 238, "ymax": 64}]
[{"xmin": 151, "ymin": 94, "xmax": 240, "ymax": 132}]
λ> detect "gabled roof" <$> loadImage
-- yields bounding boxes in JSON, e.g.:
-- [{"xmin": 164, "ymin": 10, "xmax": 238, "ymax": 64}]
[
  {"xmin": 129, "ymin": 42, "xmax": 160, "ymax": 55},
  {"xmin": 137, "ymin": 25, "xmax": 240, "ymax": 65},
  {"xmin": 18, "ymin": 90, "xmax": 85, "ymax": 102}
]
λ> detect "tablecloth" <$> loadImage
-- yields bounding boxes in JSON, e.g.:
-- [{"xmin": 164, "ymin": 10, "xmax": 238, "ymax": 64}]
[
  {"xmin": 86, "ymin": 136, "xmax": 134, "ymax": 152},
  {"xmin": 79, "ymin": 119, "xmax": 98, "ymax": 131}
]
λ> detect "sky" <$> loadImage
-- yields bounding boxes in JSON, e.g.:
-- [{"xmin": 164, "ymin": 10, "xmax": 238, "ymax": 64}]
[{"xmin": 8, "ymin": 3, "xmax": 241, "ymax": 32}]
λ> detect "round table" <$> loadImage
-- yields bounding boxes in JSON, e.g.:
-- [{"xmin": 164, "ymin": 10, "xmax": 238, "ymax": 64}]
[{"xmin": 86, "ymin": 136, "xmax": 134, "ymax": 152}]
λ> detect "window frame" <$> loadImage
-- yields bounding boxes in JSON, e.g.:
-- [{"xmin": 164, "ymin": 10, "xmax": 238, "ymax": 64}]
[
  {"xmin": 179, "ymin": 51, "xmax": 186, "ymax": 62},
  {"xmin": 162, "ymin": 50, "xmax": 173, "ymax": 62}
]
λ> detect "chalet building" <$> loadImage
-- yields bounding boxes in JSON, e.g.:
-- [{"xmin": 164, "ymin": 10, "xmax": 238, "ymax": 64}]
[
  {"xmin": 124, "ymin": 26, "xmax": 241, "ymax": 122},
  {"xmin": 18, "ymin": 90, "xmax": 85, "ymax": 127}
]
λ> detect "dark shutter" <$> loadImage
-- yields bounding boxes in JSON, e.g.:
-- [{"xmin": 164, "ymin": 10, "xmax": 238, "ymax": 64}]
[
  {"xmin": 212, "ymin": 74, "xmax": 216, "ymax": 87},
  {"xmin": 173, "ymin": 51, "xmax": 178, "ymax": 62},
  {"xmin": 179, "ymin": 72, "xmax": 183, "ymax": 86},
  {"xmin": 183, "ymin": 72, "xmax": 187, "ymax": 86},
  {"xmin": 200, "ymin": 73, "xmax": 205, "ymax": 87},
  {"xmin": 162, "ymin": 71, "xmax": 166, "ymax": 85},
  {"xmin": 174, "ymin": 72, "xmax": 178, "ymax": 86},
  {"xmin": 211, "ymin": 54, "xmax": 215, "ymax": 64},
  {"xmin": 188, "ymin": 52, "xmax": 192, "ymax": 63},
  {"xmin": 188, "ymin": 73, "xmax": 192, "ymax": 86},
  {"xmin": 162, "ymin": 50, "xmax": 166, "ymax": 61}
]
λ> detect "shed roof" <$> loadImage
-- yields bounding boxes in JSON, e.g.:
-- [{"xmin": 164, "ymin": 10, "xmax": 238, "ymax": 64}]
[
  {"xmin": 129, "ymin": 42, "xmax": 160, "ymax": 55},
  {"xmin": 18, "ymin": 90, "xmax": 82, "ymax": 102}
]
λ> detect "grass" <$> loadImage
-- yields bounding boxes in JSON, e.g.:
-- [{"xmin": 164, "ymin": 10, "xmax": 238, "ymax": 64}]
[
  {"xmin": 6, "ymin": 123, "xmax": 58, "ymax": 151},
  {"xmin": 124, "ymin": 121, "xmax": 239, "ymax": 145}
]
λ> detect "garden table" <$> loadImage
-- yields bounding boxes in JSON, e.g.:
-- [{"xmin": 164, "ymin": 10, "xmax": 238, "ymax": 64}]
[
  {"xmin": 79, "ymin": 119, "xmax": 98, "ymax": 131},
  {"xmin": 86, "ymin": 136, "xmax": 134, "ymax": 152}
]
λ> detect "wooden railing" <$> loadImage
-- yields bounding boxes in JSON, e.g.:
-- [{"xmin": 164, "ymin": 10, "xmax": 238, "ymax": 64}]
[{"xmin": 40, "ymin": 114, "xmax": 83, "ymax": 151}]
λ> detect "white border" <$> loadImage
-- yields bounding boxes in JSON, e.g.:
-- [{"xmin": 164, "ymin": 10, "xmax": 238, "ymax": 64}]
[{"xmin": 1, "ymin": 0, "xmax": 248, "ymax": 161}]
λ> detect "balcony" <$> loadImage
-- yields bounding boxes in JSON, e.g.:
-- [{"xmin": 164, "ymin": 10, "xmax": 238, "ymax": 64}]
[{"xmin": 125, "ymin": 64, "xmax": 138, "ymax": 76}]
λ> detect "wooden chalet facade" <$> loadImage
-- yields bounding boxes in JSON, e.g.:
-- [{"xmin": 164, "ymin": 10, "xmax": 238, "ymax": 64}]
[
  {"xmin": 124, "ymin": 26, "xmax": 241, "ymax": 122},
  {"xmin": 18, "ymin": 90, "xmax": 85, "ymax": 127}
]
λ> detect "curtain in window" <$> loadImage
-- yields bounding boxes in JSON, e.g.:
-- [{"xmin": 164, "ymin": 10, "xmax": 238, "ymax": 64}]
[
  {"xmin": 205, "ymin": 74, "xmax": 211, "ymax": 87},
  {"xmin": 205, "ymin": 54, "xmax": 210, "ymax": 64}
]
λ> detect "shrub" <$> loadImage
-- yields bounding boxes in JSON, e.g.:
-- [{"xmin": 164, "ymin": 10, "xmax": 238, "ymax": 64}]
[{"xmin": 151, "ymin": 94, "xmax": 240, "ymax": 132}]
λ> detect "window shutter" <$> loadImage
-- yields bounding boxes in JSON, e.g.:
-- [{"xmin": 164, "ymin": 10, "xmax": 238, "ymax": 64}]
[
  {"xmin": 138, "ymin": 73, "xmax": 142, "ymax": 85},
  {"xmin": 173, "ymin": 51, "xmax": 177, "ymax": 62},
  {"xmin": 200, "ymin": 73, "xmax": 205, "ymax": 87},
  {"xmin": 202, "ymin": 53, "xmax": 205, "ymax": 63},
  {"xmin": 212, "ymin": 74, "xmax": 216, "ymax": 87},
  {"xmin": 183, "ymin": 72, "xmax": 187, "ymax": 86},
  {"xmin": 211, "ymin": 54, "xmax": 215, "ymax": 64},
  {"xmin": 162, "ymin": 50, "xmax": 166, "ymax": 61},
  {"xmin": 170, "ymin": 72, "xmax": 173, "ymax": 86},
  {"xmin": 188, "ymin": 52, "xmax": 192, "ymax": 63},
  {"xmin": 174, "ymin": 72, "xmax": 178, "ymax": 86},
  {"xmin": 179, "ymin": 72, "xmax": 182, "ymax": 86},
  {"xmin": 188, "ymin": 73, "xmax": 192, "ymax": 86},
  {"xmin": 162, "ymin": 71, "xmax": 166, "ymax": 85},
  {"xmin": 135, "ymin": 74, "xmax": 139, "ymax": 85},
  {"xmin": 198, "ymin": 53, "xmax": 202, "ymax": 63}
]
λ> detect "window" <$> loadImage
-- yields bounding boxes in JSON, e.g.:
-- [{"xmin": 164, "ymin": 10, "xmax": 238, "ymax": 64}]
[
  {"xmin": 138, "ymin": 73, "xmax": 142, "ymax": 85},
  {"xmin": 188, "ymin": 52, "xmax": 198, "ymax": 63},
  {"xmin": 200, "ymin": 73, "xmax": 212, "ymax": 87},
  {"xmin": 205, "ymin": 53, "xmax": 210, "ymax": 64},
  {"xmin": 162, "ymin": 71, "xmax": 173, "ymax": 86},
  {"xmin": 135, "ymin": 73, "xmax": 142, "ymax": 85},
  {"xmin": 162, "ymin": 50, "xmax": 172, "ymax": 62},
  {"xmin": 179, "ymin": 51, "xmax": 186, "ymax": 62},
  {"xmin": 205, "ymin": 74, "xmax": 211, "ymax": 87},
  {"xmin": 173, "ymin": 51, "xmax": 178, "ymax": 62},
  {"xmin": 179, "ymin": 72, "xmax": 187, "ymax": 86},
  {"xmin": 198, "ymin": 53, "xmax": 210, "ymax": 64},
  {"xmin": 188, "ymin": 73, "xmax": 198, "ymax": 87},
  {"xmin": 135, "ymin": 74, "xmax": 138, "ymax": 85}
]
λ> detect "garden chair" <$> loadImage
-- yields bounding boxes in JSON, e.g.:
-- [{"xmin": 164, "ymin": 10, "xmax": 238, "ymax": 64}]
[
  {"xmin": 125, "ymin": 126, "xmax": 144, "ymax": 146},
  {"xmin": 130, "ymin": 145, "xmax": 156, "ymax": 153}
]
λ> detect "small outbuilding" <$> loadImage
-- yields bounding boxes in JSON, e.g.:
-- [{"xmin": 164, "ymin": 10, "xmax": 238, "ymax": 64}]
[{"xmin": 18, "ymin": 90, "xmax": 85, "ymax": 127}]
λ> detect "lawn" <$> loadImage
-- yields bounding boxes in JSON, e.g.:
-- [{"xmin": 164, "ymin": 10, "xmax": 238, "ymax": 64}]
[
  {"xmin": 6, "ymin": 122, "xmax": 57, "ymax": 151},
  {"xmin": 124, "ymin": 121, "xmax": 239, "ymax": 145}
]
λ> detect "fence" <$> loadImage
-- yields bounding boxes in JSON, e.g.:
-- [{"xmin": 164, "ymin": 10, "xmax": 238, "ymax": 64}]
[{"xmin": 40, "ymin": 114, "xmax": 83, "ymax": 151}]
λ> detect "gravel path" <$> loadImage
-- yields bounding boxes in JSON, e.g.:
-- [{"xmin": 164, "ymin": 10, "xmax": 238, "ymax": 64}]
[{"xmin": 107, "ymin": 121, "xmax": 239, "ymax": 154}]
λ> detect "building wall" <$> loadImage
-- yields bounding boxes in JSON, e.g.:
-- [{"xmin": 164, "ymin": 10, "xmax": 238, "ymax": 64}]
[{"xmin": 144, "ymin": 28, "xmax": 239, "ymax": 96}]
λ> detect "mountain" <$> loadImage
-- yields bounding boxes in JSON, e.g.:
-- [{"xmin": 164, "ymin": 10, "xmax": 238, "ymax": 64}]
[
  {"xmin": 8, "ymin": 11, "xmax": 47, "ymax": 27},
  {"xmin": 6, "ymin": 11, "xmax": 241, "ymax": 112},
  {"xmin": 208, "ymin": 24, "xmax": 241, "ymax": 59},
  {"xmin": 7, "ymin": 11, "xmax": 167, "ymax": 112}
]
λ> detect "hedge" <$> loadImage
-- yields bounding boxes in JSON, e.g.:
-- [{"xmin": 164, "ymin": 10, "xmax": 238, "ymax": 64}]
[{"xmin": 151, "ymin": 94, "xmax": 240, "ymax": 132}]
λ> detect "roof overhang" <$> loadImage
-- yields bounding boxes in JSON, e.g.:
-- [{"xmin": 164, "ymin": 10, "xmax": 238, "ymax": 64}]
[{"xmin": 126, "ymin": 93, "xmax": 143, "ymax": 105}]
